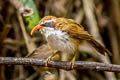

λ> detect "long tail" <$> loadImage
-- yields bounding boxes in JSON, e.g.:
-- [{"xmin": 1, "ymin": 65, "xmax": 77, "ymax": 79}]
[{"xmin": 88, "ymin": 38, "xmax": 112, "ymax": 56}]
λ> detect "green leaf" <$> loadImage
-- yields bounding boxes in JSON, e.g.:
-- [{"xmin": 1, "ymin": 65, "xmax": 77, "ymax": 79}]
[{"xmin": 21, "ymin": 0, "xmax": 40, "ymax": 30}]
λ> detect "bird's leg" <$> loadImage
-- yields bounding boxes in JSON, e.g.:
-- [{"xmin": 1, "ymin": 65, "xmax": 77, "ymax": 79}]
[
  {"xmin": 45, "ymin": 50, "xmax": 58, "ymax": 67},
  {"xmin": 70, "ymin": 53, "xmax": 76, "ymax": 69}
]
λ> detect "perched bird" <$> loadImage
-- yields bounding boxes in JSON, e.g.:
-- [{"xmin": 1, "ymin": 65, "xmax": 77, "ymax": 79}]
[
  {"xmin": 26, "ymin": 44, "xmax": 60, "ymax": 60},
  {"xmin": 26, "ymin": 44, "xmax": 59, "ymax": 78},
  {"xmin": 26, "ymin": 43, "xmax": 60, "ymax": 66},
  {"xmin": 31, "ymin": 16, "xmax": 112, "ymax": 68}
]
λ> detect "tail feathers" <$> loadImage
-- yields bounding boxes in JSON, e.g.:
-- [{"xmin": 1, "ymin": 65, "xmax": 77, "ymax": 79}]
[{"xmin": 88, "ymin": 38, "xmax": 112, "ymax": 56}]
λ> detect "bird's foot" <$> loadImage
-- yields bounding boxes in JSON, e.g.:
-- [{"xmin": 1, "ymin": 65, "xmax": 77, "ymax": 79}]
[
  {"xmin": 70, "ymin": 62, "xmax": 75, "ymax": 69},
  {"xmin": 70, "ymin": 56, "xmax": 75, "ymax": 69},
  {"xmin": 45, "ymin": 50, "xmax": 58, "ymax": 67},
  {"xmin": 45, "ymin": 56, "xmax": 52, "ymax": 67}
]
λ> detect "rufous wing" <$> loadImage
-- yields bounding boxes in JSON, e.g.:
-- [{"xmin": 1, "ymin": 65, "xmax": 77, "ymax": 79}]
[{"xmin": 59, "ymin": 19, "xmax": 112, "ymax": 56}]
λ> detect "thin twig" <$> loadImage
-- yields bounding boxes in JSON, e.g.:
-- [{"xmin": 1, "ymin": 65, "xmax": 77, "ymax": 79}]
[
  {"xmin": 0, "ymin": 24, "xmax": 11, "ymax": 48},
  {"xmin": 0, "ymin": 57, "xmax": 120, "ymax": 72},
  {"xmin": 108, "ymin": 24, "xmax": 120, "ymax": 64},
  {"xmin": 17, "ymin": 12, "xmax": 36, "ymax": 53},
  {"xmin": 110, "ymin": 0, "xmax": 120, "ymax": 28}
]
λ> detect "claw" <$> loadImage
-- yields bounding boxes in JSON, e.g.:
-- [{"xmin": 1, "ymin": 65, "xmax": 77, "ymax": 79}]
[
  {"xmin": 70, "ymin": 62, "xmax": 75, "ymax": 69},
  {"xmin": 45, "ymin": 56, "xmax": 52, "ymax": 67},
  {"xmin": 70, "ymin": 56, "xmax": 75, "ymax": 69},
  {"xmin": 45, "ymin": 50, "xmax": 58, "ymax": 67}
]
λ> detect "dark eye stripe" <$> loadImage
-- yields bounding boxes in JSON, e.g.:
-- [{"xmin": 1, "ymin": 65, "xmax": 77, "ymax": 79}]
[{"xmin": 45, "ymin": 23, "xmax": 48, "ymax": 25}]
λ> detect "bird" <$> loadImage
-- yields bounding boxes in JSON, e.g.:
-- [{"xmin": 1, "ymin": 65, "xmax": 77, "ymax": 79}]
[
  {"xmin": 26, "ymin": 43, "xmax": 60, "ymax": 67},
  {"xmin": 26, "ymin": 44, "xmax": 60, "ymax": 60},
  {"xmin": 31, "ymin": 16, "xmax": 112, "ymax": 68},
  {"xmin": 25, "ymin": 44, "xmax": 60, "ymax": 77}
]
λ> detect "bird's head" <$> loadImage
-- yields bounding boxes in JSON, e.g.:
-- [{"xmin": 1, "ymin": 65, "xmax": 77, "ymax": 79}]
[{"xmin": 31, "ymin": 16, "xmax": 57, "ymax": 35}]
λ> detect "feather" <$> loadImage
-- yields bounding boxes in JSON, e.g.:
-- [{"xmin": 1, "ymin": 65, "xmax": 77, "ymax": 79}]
[{"xmin": 56, "ymin": 18, "xmax": 112, "ymax": 56}]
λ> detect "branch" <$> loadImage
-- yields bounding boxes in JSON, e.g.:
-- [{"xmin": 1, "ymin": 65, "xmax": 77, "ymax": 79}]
[{"xmin": 0, "ymin": 57, "xmax": 120, "ymax": 72}]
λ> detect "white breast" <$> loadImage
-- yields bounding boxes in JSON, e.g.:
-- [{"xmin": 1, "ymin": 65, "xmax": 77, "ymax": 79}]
[{"xmin": 40, "ymin": 27, "xmax": 77, "ymax": 54}]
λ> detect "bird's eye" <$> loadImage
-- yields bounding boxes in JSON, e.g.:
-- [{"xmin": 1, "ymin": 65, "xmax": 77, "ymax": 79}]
[
  {"xmin": 45, "ymin": 23, "xmax": 48, "ymax": 25},
  {"xmin": 44, "ymin": 22, "xmax": 52, "ymax": 27},
  {"xmin": 40, "ymin": 21, "xmax": 54, "ymax": 27}
]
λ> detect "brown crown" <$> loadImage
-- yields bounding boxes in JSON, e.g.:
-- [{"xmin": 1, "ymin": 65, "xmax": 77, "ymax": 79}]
[{"xmin": 39, "ymin": 16, "xmax": 57, "ymax": 23}]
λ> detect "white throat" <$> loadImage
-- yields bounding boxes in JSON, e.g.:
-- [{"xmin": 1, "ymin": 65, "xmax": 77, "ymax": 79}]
[{"xmin": 40, "ymin": 27, "xmax": 68, "ymax": 39}]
